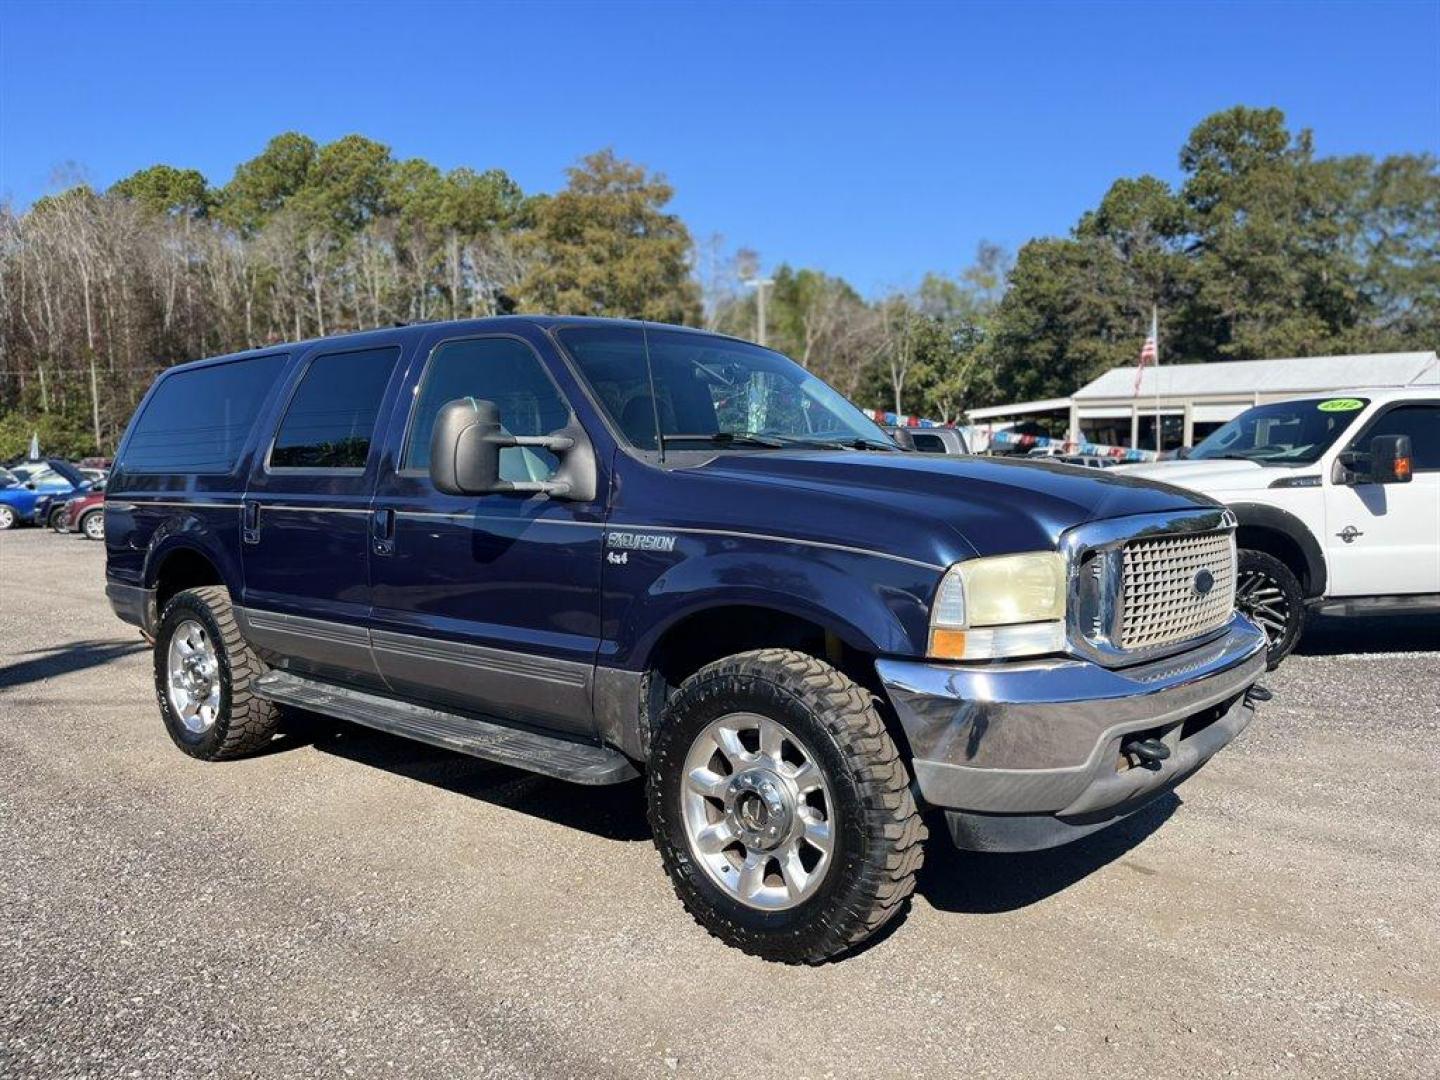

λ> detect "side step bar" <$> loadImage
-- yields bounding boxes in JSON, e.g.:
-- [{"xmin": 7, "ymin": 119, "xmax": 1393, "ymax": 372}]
[{"xmin": 253, "ymin": 669, "xmax": 640, "ymax": 786}]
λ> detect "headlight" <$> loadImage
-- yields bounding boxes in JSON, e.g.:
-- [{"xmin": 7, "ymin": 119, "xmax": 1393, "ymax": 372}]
[{"xmin": 928, "ymin": 552, "xmax": 1067, "ymax": 660}]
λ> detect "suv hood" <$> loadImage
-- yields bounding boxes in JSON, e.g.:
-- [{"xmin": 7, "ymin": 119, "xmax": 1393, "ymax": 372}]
[{"xmin": 693, "ymin": 451, "xmax": 1218, "ymax": 561}]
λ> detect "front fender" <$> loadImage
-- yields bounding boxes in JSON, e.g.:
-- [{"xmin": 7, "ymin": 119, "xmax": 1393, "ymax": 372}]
[
  {"xmin": 1230, "ymin": 501, "xmax": 1327, "ymax": 598},
  {"xmin": 609, "ymin": 543, "xmax": 938, "ymax": 670}
]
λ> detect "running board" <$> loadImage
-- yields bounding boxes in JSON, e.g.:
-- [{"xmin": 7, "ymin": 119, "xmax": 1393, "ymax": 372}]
[{"xmin": 253, "ymin": 669, "xmax": 639, "ymax": 785}]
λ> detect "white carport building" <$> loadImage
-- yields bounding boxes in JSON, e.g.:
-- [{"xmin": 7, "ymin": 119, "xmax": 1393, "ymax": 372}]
[{"xmin": 1070, "ymin": 350, "xmax": 1438, "ymax": 452}]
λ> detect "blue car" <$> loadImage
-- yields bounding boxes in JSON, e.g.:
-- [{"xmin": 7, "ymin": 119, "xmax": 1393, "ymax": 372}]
[{"xmin": 0, "ymin": 459, "xmax": 86, "ymax": 529}]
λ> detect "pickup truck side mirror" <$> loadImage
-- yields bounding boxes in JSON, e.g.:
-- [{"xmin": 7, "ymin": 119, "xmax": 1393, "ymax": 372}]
[
  {"xmin": 428, "ymin": 398, "xmax": 593, "ymax": 500},
  {"xmin": 1368, "ymin": 434, "xmax": 1413, "ymax": 484},
  {"xmin": 1335, "ymin": 433, "xmax": 1414, "ymax": 485}
]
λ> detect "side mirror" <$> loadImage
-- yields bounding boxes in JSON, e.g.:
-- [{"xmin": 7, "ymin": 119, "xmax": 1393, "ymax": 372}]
[
  {"xmin": 1369, "ymin": 434, "xmax": 1413, "ymax": 484},
  {"xmin": 428, "ymin": 398, "xmax": 580, "ymax": 498}
]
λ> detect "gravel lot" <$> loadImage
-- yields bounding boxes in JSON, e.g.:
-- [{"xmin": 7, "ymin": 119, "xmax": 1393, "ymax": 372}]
[{"xmin": 2, "ymin": 526, "xmax": 1437, "ymax": 1079}]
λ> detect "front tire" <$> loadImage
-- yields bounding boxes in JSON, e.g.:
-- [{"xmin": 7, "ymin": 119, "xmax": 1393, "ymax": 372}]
[
  {"xmin": 48, "ymin": 505, "xmax": 69, "ymax": 532},
  {"xmin": 648, "ymin": 649, "xmax": 926, "ymax": 963},
  {"xmin": 1236, "ymin": 549, "xmax": 1305, "ymax": 669},
  {"xmin": 153, "ymin": 585, "xmax": 280, "ymax": 759},
  {"xmin": 0, "ymin": 505, "xmax": 15, "ymax": 530}
]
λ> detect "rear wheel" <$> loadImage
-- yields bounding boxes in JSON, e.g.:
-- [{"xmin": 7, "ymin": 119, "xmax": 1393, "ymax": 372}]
[
  {"xmin": 80, "ymin": 508, "xmax": 105, "ymax": 541},
  {"xmin": 1236, "ymin": 548, "xmax": 1305, "ymax": 669},
  {"xmin": 153, "ymin": 585, "xmax": 281, "ymax": 759},
  {"xmin": 0, "ymin": 505, "xmax": 14, "ymax": 530},
  {"xmin": 648, "ymin": 649, "xmax": 926, "ymax": 963}
]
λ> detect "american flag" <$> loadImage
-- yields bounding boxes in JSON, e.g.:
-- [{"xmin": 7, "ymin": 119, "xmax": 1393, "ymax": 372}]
[{"xmin": 1133, "ymin": 307, "xmax": 1158, "ymax": 395}]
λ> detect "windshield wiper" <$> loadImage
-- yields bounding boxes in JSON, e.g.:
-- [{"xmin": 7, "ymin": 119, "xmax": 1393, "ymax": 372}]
[
  {"xmin": 665, "ymin": 431, "xmax": 791, "ymax": 448},
  {"xmin": 800, "ymin": 436, "xmax": 901, "ymax": 451}
]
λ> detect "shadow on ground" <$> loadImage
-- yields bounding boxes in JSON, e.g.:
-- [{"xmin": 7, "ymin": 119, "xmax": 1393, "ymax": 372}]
[
  {"xmin": 0, "ymin": 638, "xmax": 148, "ymax": 690},
  {"xmin": 282, "ymin": 710, "xmax": 653, "ymax": 842},
  {"xmin": 1295, "ymin": 611, "xmax": 1440, "ymax": 658},
  {"xmin": 916, "ymin": 794, "xmax": 1178, "ymax": 914},
  {"xmin": 278, "ymin": 708, "xmax": 1173, "ymax": 922}
]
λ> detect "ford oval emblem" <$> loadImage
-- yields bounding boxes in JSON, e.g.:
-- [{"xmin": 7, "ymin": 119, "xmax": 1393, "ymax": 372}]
[{"xmin": 1192, "ymin": 568, "xmax": 1215, "ymax": 597}]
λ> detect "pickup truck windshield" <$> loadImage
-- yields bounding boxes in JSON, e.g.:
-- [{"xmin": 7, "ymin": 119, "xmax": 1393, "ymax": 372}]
[
  {"xmin": 555, "ymin": 325, "xmax": 896, "ymax": 451},
  {"xmin": 1190, "ymin": 397, "xmax": 1368, "ymax": 465}
]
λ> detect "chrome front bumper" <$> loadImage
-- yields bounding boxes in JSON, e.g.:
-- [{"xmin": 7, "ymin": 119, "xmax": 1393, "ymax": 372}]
[{"xmin": 876, "ymin": 613, "xmax": 1268, "ymax": 851}]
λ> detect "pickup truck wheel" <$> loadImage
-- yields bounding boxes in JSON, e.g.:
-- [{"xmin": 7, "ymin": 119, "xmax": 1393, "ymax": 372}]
[
  {"xmin": 80, "ymin": 508, "xmax": 105, "ymax": 541},
  {"xmin": 648, "ymin": 648, "xmax": 926, "ymax": 963},
  {"xmin": 153, "ymin": 585, "xmax": 280, "ymax": 760},
  {"xmin": 1236, "ymin": 549, "xmax": 1304, "ymax": 669}
]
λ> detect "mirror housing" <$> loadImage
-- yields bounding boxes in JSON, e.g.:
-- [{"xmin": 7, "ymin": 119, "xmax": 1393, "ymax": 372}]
[
  {"xmin": 1369, "ymin": 433, "xmax": 1413, "ymax": 484},
  {"xmin": 428, "ymin": 398, "xmax": 590, "ymax": 499}
]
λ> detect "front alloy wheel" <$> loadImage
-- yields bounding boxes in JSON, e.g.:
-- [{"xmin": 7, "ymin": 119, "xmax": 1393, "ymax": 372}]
[
  {"xmin": 680, "ymin": 712, "xmax": 835, "ymax": 910},
  {"xmin": 1235, "ymin": 548, "xmax": 1304, "ymax": 669}
]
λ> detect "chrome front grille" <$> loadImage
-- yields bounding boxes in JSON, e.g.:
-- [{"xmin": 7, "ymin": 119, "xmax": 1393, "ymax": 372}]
[{"xmin": 1118, "ymin": 530, "xmax": 1236, "ymax": 650}]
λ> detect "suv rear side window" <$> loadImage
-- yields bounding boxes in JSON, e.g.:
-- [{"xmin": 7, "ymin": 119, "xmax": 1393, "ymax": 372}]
[
  {"xmin": 122, "ymin": 354, "xmax": 286, "ymax": 473},
  {"xmin": 270, "ymin": 346, "xmax": 400, "ymax": 470},
  {"xmin": 404, "ymin": 337, "xmax": 571, "ymax": 481},
  {"xmin": 1361, "ymin": 403, "xmax": 1440, "ymax": 471}
]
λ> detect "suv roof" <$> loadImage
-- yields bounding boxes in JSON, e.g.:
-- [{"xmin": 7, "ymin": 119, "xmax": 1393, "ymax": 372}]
[{"xmin": 157, "ymin": 316, "xmax": 750, "ymax": 376}]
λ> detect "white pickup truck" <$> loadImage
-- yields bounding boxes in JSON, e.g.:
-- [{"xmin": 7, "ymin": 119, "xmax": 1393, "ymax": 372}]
[{"xmin": 1124, "ymin": 387, "xmax": 1439, "ymax": 666}]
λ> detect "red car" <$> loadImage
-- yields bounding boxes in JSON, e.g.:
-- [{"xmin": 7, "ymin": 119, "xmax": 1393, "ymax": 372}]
[{"xmin": 62, "ymin": 489, "xmax": 106, "ymax": 540}]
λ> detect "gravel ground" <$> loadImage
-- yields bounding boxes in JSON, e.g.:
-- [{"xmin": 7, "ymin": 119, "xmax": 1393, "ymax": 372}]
[{"xmin": 2, "ymin": 526, "xmax": 1438, "ymax": 1079}]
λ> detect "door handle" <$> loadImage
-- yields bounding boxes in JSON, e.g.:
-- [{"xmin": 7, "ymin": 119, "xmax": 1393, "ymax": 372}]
[
  {"xmin": 372, "ymin": 508, "xmax": 396, "ymax": 555},
  {"xmin": 242, "ymin": 500, "xmax": 260, "ymax": 544}
]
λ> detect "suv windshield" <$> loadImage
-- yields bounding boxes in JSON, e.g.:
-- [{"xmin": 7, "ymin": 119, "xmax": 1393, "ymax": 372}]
[
  {"xmin": 555, "ymin": 325, "xmax": 896, "ymax": 451},
  {"xmin": 1190, "ymin": 397, "xmax": 1368, "ymax": 465}
]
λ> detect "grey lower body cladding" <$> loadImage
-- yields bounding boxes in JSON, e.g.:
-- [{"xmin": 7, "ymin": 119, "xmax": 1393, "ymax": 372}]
[{"xmin": 876, "ymin": 613, "xmax": 1268, "ymax": 852}]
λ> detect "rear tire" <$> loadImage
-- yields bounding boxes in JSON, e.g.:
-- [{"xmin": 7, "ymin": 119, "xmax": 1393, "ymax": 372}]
[
  {"xmin": 648, "ymin": 648, "xmax": 926, "ymax": 963},
  {"xmin": 1236, "ymin": 549, "xmax": 1305, "ymax": 669},
  {"xmin": 153, "ymin": 585, "xmax": 280, "ymax": 760},
  {"xmin": 0, "ymin": 506, "xmax": 15, "ymax": 530},
  {"xmin": 80, "ymin": 508, "xmax": 105, "ymax": 541}
]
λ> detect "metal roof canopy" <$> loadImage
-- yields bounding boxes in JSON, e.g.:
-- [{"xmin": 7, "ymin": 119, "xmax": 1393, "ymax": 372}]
[
  {"xmin": 1074, "ymin": 351, "xmax": 1438, "ymax": 400},
  {"xmin": 967, "ymin": 397, "xmax": 1072, "ymax": 421}
]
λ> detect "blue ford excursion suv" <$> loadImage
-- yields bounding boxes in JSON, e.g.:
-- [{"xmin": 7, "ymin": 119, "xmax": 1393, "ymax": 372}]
[{"xmin": 105, "ymin": 317, "xmax": 1268, "ymax": 962}]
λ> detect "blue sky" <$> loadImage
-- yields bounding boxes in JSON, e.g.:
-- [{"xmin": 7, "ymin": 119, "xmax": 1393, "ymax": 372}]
[{"xmin": 2, "ymin": 0, "xmax": 1436, "ymax": 295}]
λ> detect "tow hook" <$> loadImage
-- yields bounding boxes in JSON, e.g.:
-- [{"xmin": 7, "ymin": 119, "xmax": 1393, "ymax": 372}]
[
  {"xmin": 1122, "ymin": 737, "xmax": 1171, "ymax": 766},
  {"xmin": 1246, "ymin": 684, "xmax": 1273, "ymax": 704}
]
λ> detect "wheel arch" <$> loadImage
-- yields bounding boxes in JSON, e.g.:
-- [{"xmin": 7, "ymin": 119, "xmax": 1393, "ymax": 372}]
[
  {"xmin": 1230, "ymin": 502, "xmax": 1327, "ymax": 598},
  {"xmin": 144, "ymin": 535, "xmax": 236, "ymax": 616}
]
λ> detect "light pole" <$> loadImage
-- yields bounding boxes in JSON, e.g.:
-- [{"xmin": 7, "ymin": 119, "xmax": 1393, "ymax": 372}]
[{"xmin": 744, "ymin": 277, "xmax": 774, "ymax": 347}]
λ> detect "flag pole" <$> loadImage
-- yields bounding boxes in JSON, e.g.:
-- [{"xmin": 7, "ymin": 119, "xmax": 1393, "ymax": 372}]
[{"xmin": 1152, "ymin": 305, "xmax": 1161, "ymax": 455}]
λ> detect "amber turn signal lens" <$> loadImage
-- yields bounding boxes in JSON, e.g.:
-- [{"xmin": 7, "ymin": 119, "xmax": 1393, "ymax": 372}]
[
  {"xmin": 929, "ymin": 627, "xmax": 968, "ymax": 659},
  {"xmin": 1397, "ymin": 456, "xmax": 1412, "ymax": 480}
]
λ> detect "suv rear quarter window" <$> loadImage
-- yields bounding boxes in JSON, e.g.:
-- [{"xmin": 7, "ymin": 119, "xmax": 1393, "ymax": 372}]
[{"xmin": 120, "ymin": 354, "xmax": 286, "ymax": 474}]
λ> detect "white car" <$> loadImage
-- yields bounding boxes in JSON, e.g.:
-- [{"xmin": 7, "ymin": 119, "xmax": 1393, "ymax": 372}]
[{"xmin": 1123, "ymin": 387, "xmax": 1439, "ymax": 666}]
